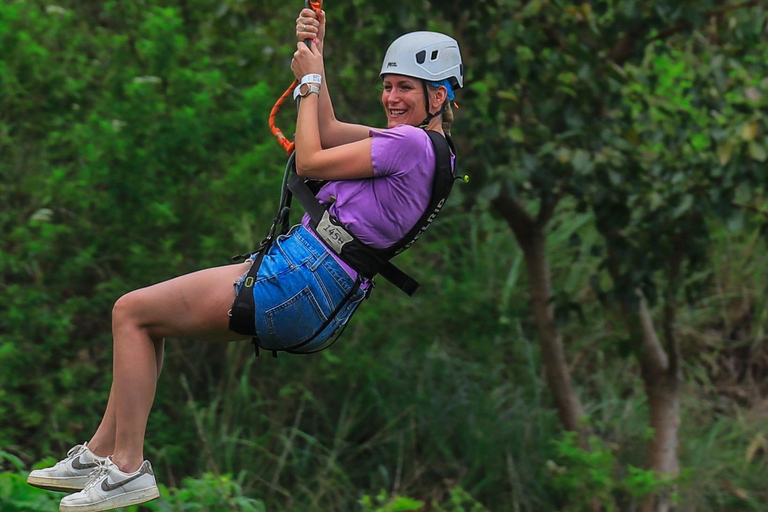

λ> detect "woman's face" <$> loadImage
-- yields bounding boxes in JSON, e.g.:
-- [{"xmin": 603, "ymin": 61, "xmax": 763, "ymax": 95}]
[{"xmin": 381, "ymin": 75, "xmax": 427, "ymax": 128}]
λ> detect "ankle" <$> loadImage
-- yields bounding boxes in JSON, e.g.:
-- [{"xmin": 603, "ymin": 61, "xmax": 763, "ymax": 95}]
[
  {"xmin": 109, "ymin": 455, "xmax": 143, "ymax": 474},
  {"xmin": 86, "ymin": 440, "xmax": 113, "ymax": 458}
]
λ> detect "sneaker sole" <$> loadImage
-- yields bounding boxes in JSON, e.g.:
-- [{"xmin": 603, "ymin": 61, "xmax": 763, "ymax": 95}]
[
  {"xmin": 59, "ymin": 486, "xmax": 160, "ymax": 512},
  {"xmin": 27, "ymin": 475, "xmax": 87, "ymax": 493}
]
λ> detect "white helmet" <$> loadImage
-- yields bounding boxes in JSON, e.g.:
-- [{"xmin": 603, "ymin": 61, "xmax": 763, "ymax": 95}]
[{"xmin": 380, "ymin": 31, "xmax": 464, "ymax": 89}]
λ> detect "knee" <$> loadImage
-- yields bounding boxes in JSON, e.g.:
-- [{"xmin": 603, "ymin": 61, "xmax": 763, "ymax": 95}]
[{"xmin": 112, "ymin": 290, "xmax": 144, "ymax": 331}]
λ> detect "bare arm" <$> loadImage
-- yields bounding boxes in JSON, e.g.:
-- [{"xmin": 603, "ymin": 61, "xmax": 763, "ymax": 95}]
[
  {"xmin": 291, "ymin": 42, "xmax": 374, "ymax": 180},
  {"xmin": 296, "ymin": 8, "xmax": 373, "ymax": 147}
]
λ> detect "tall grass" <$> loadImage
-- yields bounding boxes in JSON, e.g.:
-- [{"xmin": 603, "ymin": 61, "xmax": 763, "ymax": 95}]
[
  {"xmin": 141, "ymin": 204, "xmax": 768, "ymax": 511},
  {"xmin": 8, "ymin": 205, "xmax": 768, "ymax": 511}
]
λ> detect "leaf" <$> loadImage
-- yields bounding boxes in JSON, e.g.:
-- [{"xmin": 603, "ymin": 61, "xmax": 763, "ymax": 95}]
[
  {"xmin": 748, "ymin": 141, "xmax": 767, "ymax": 162},
  {"xmin": 507, "ymin": 126, "xmax": 525, "ymax": 143},
  {"xmin": 717, "ymin": 138, "xmax": 736, "ymax": 165},
  {"xmin": 572, "ymin": 149, "xmax": 594, "ymax": 174},
  {"xmin": 29, "ymin": 208, "xmax": 53, "ymax": 222},
  {"xmin": 497, "ymin": 90, "xmax": 518, "ymax": 101},
  {"xmin": 740, "ymin": 120, "xmax": 758, "ymax": 141},
  {"xmin": 672, "ymin": 195, "xmax": 693, "ymax": 218},
  {"xmin": 727, "ymin": 210, "xmax": 745, "ymax": 232}
]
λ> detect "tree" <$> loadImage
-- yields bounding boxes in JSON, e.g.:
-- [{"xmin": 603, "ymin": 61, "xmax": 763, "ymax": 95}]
[{"xmin": 413, "ymin": 1, "xmax": 768, "ymax": 510}]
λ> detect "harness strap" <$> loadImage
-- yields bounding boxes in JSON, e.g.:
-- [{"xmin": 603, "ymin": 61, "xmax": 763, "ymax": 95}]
[
  {"xmin": 378, "ymin": 264, "xmax": 420, "ymax": 296},
  {"xmin": 287, "ymin": 130, "xmax": 455, "ymax": 296},
  {"xmin": 388, "ymin": 130, "xmax": 455, "ymax": 256},
  {"xmin": 228, "ymin": 242, "xmax": 270, "ymax": 337}
]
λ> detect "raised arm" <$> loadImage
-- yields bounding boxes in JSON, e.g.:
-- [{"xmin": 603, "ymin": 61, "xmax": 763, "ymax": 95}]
[
  {"xmin": 291, "ymin": 41, "xmax": 375, "ymax": 181},
  {"xmin": 296, "ymin": 8, "xmax": 374, "ymax": 147}
]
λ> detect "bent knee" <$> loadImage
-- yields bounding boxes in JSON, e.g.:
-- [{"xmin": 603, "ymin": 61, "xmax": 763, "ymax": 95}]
[{"xmin": 112, "ymin": 290, "xmax": 150, "ymax": 331}]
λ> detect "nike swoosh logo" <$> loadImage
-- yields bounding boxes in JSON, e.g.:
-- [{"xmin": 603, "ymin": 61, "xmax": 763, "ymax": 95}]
[
  {"xmin": 100, "ymin": 471, "xmax": 145, "ymax": 492},
  {"xmin": 71, "ymin": 457, "xmax": 99, "ymax": 470}
]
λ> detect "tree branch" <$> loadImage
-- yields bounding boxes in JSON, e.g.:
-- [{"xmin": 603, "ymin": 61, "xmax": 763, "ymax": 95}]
[
  {"xmin": 662, "ymin": 229, "xmax": 688, "ymax": 377},
  {"xmin": 492, "ymin": 192, "xmax": 536, "ymax": 243},
  {"xmin": 537, "ymin": 193, "xmax": 562, "ymax": 228},
  {"xmin": 638, "ymin": 293, "xmax": 669, "ymax": 375},
  {"xmin": 607, "ymin": 24, "xmax": 651, "ymax": 66}
]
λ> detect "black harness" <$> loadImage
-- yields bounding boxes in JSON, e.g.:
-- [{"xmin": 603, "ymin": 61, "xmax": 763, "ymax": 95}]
[{"xmin": 229, "ymin": 129, "xmax": 457, "ymax": 355}]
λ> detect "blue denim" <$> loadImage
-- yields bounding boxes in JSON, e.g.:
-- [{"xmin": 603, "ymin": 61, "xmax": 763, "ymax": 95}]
[{"xmin": 235, "ymin": 225, "xmax": 365, "ymax": 352}]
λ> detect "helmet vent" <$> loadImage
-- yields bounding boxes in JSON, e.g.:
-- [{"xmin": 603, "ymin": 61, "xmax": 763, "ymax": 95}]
[
  {"xmin": 416, "ymin": 50, "xmax": 426, "ymax": 64},
  {"xmin": 431, "ymin": 50, "xmax": 439, "ymax": 60}
]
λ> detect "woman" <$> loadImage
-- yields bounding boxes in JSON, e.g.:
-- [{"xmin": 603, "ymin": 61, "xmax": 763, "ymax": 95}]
[{"xmin": 27, "ymin": 8, "xmax": 462, "ymax": 512}]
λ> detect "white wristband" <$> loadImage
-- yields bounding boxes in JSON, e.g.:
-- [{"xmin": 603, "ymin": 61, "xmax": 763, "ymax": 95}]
[{"xmin": 300, "ymin": 73, "xmax": 322, "ymax": 86}]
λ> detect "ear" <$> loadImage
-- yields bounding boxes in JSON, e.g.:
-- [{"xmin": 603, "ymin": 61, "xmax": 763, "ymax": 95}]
[{"xmin": 429, "ymin": 86, "xmax": 448, "ymax": 113}]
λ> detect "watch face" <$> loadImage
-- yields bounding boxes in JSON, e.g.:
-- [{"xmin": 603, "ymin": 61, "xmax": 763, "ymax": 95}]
[{"xmin": 300, "ymin": 83, "xmax": 311, "ymax": 96}]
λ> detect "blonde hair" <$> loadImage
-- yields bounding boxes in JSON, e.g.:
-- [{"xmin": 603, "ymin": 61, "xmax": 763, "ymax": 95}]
[
  {"xmin": 442, "ymin": 101, "xmax": 454, "ymax": 136},
  {"xmin": 427, "ymin": 84, "xmax": 455, "ymax": 136}
]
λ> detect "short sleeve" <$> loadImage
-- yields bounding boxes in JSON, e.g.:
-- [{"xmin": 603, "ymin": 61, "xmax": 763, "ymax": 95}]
[{"xmin": 370, "ymin": 125, "xmax": 430, "ymax": 178}]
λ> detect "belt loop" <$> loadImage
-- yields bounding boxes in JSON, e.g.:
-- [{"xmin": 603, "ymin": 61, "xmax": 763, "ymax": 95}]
[{"xmin": 308, "ymin": 250, "xmax": 329, "ymax": 271}]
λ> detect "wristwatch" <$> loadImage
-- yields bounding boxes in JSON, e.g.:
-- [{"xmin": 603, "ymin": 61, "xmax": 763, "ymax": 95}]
[{"xmin": 293, "ymin": 82, "xmax": 321, "ymax": 99}]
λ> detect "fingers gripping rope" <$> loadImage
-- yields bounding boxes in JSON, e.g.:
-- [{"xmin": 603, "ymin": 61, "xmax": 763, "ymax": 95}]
[{"xmin": 269, "ymin": 0, "xmax": 323, "ymax": 155}]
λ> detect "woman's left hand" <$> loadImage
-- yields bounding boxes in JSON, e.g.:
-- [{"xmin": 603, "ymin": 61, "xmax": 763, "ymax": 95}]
[{"xmin": 291, "ymin": 40, "xmax": 323, "ymax": 81}]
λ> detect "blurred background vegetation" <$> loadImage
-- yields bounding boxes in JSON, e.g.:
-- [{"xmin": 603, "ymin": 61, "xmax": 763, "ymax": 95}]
[{"xmin": 1, "ymin": 0, "xmax": 767, "ymax": 511}]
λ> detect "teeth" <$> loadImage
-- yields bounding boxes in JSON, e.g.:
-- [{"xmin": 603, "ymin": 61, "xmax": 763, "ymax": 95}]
[{"xmin": 390, "ymin": 110, "xmax": 405, "ymax": 115}]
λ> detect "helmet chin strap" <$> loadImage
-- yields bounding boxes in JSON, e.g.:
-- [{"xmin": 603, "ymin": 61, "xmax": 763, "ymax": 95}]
[{"xmin": 419, "ymin": 81, "xmax": 445, "ymax": 129}]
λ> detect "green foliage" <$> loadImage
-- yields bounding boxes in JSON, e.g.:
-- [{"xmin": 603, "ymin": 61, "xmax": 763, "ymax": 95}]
[
  {"xmin": 360, "ymin": 487, "xmax": 490, "ymax": 512},
  {"xmin": 433, "ymin": 487, "xmax": 491, "ymax": 512},
  {"xmin": 0, "ymin": 464, "xmax": 264, "ymax": 512},
  {"xmin": 549, "ymin": 431, "xmax": 673, "ymax": 512},
  {"xmin": 0, "ymin": 471, "xmax": 61, "ymax": 512},
  {"xmin": 0, "ymin": 451, "xmax": 61, "ymax": 512},
  {"xmin": 150, "ymin": 473, "xmax": 266, "ymax": 512},
  {"xmin": 2, "ymin": 1, "xmax": 768, "ymax": 511},
  {"xmin": 0, "ymin": 0, "xmax": 282, "ymax": 452},
  {"xmin": 360, "ymin": 491, "xmax": 424, "ymax": 512}
]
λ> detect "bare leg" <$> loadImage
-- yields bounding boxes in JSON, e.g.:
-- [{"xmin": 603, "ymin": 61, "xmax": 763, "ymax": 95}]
[
  {"xmin": 87, "ymin": 338, "xmax": 164, "ymax": 457},
  {"xmin": 98, "ymin": 262, "xmax": 251, "ymax": 472},
  {"xmin": 88, "ymin": 385, "xmax": 116, "ymax": 457}
]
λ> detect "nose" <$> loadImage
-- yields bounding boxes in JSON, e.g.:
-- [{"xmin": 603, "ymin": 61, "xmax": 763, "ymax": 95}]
[{"xmin": 386, "ymin": 88, "xmax": 402, "ymax": 104}]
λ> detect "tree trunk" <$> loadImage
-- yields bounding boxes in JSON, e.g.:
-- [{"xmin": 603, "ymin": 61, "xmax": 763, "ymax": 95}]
[
  {"xmin": 623, "ymin": 295, "xmax": 680, "ymax": 512},
  {"xmin": 640, "ymin": 374, "xmax": 679, "ymax": 512},
  {"xmin": 493, "ymin": 194, "xmax": 585, "ymax": 433}
]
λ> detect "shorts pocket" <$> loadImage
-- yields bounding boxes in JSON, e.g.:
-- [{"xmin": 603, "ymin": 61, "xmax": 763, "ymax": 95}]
[{"xmin": 264, "ymin": 286, "xmax": 327, "ymax": 349}]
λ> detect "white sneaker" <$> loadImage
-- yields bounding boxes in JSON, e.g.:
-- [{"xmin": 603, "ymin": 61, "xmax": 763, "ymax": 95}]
[
  {"xmin": 59, "ymin": 457, "xmax": 160, "ymax": 512},
  {"xmin": 27, "ymin": 443, "xmax": 107, "ymax": 492}
]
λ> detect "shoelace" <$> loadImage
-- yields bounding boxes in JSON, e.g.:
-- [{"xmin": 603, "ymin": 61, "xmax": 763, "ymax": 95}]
[
  {"xmin": 81, "ymin": 459, "xmax": 111, "ymax": 491},
  {"xmin": 66, "ymin": 445, "xmax": 85, "ymax": 458},
  {"xmin": 55, "ymin": 444, "xmax": 86, "ymax": 468}
]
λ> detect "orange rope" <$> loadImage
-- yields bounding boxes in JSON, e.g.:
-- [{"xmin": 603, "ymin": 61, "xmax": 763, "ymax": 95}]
[
  {"xmin": 268, "ymin": 79, "xmax": 299, "ymax": 155},
  {"xmin": 269, "ymin": 0, "xmax": 323, "ymax": 156}
]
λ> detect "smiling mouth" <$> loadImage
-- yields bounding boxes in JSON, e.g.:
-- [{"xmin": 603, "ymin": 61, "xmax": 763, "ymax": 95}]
[{"xmin": 389, "ymin": 109, "xmax": 406, "ymax": 117}]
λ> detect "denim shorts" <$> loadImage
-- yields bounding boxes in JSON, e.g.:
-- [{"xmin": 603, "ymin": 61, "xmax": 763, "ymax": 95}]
[{"xmin": 235, "ymin": 225, "xmax": 365, "ymax": 353}]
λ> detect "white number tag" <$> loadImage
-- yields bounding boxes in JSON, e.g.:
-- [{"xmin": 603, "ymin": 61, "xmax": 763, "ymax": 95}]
[{"xmin": 317, "ymin": 211, "xmax": 354, "ymax": 254}]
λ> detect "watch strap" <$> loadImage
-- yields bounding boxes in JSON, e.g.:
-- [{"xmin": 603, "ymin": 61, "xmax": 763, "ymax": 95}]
[{"xmin": 293, "ymin": 83, "xmax": 321, "ymax": 100}]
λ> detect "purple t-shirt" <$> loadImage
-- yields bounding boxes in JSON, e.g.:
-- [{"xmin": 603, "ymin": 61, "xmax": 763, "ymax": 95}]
[{"xmin": 301, "ymin": 124, "xmax": 454, "ymax": 278}]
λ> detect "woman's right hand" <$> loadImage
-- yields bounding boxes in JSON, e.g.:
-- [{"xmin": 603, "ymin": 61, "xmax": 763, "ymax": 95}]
[{"xmin": 296, "ymin": 8, "xmax": 326, "ymax": 53}]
